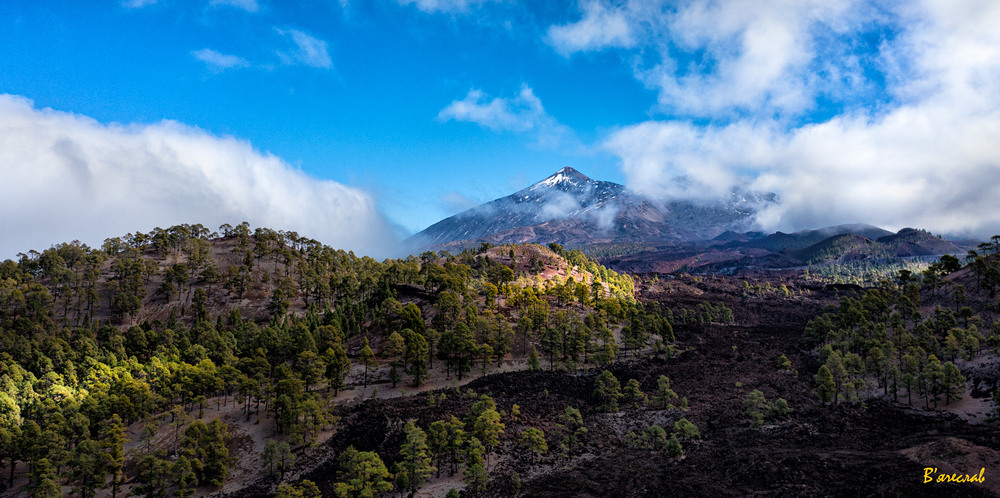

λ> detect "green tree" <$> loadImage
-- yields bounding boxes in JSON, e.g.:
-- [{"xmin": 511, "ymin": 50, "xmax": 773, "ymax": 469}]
[
  {"xmin": 172, "ymin": 456, "xmax": 197, "ymax": 498},
  {"xmin": 921, "ymin": 355, "xmax": 945, "ymax": 408},
  {"xmin": 942, "ymin": 361, "xmax": 965, "ymax": 405},
  {"xmin": 383, "ymin": 331, "xmax": 405, "ymax": 388},
  {"xmin": 673, "ymin": 418, "xmax": 701, "ymax": 440},
  {"xmin": 527, "ymin": 345, "xmax": 541, "ymax": 371},
  {"xmin": 133, "ymin": 452, "xmax": 171, "ymax": 498},
  {"xmin": 665, "ymin": 434, "xmax": 683, "ymax": 458},
  {"xmin": 743, "ymin": 389, "xmax": 769, "ymax": 427},
  {"xmin": 101, "ymin": 414, "xmax": 128, "ymax": 498},
  {"xmin": 594, "ymin": 370, "xmax": 622, "ymax": 412},
  {"xmin": 556, "ymin": 406, "xmax": 587, "ymax": 457},
  {"xmin": 69, "ymin": 439, "xmax": 107, "ymax": 498},
  {"xmin": 181, "ymin": 418, "xmax": 231, "ymax": 486},
  {"xmin": 323, "ymin": 345, "xmax": 351, "ymax": 395},
  {"xmin": 296, "ymin": 351, "xmax": 323, "ymax": 393},
  {"xmin": 453, "ymin": 323, "xmax": 477, "ymax": 380},
  {"xmin": 442, "ymin": 416, "xmax": 466, "ymax": 477},
  {"xmin": 360, "ymin": 337, "xmax": 376, "ymax": 389},
  {"xmin": 334, "ymin": 448, "xmax": 393, "ymax": 498},
  {"xmin": 519, "ymin": 427, "xmax": 548, "ymax": 463},
  {"xmin": 29, "ymin": 458, "xmax": 61, "ymax": 498},
  {"xmin": 776, "ymin": 354, "xmax": 792, "ymax": 370},
  {"xmin": 643, "ymin": 425, "xmax": 668, "ymax": 451},
  {"xmin": 653, "ymin": 375, "xmax": 679, "ymax": 408},
  {"xmin": 814, "ymin": 365, "xmax": 836, "ymax": 404},
  {"xmin": 262, "ymin": 439, "xmax": 278, "ymax": 477},
  {"xmin": 404, "ymin": 330, "xmax": 429, "ymax": 386},
  {"xmin": 276, "ymin": 441, "xmax": 295, "ymax": 479},
  {"xmin": 463, "ymin": 436, "xmax": 487, "ymax": 492},
  {"xmin": 427, "ymin": 420, "xmax": 449, "ymax": 479},
  {"xmin": 398, "ymin": 421, "xmax": 435, "ymax": 493},
  {"xmin": 473, "ymin": 408, "xmax": 505, "ymax": 465},
  {"xmin": 622, "ymin": 378, "xmax": 648, "ymax": 408},
  {"xmin": 275, "ymin": 480, "xmax": 322, "ymax": 498}
]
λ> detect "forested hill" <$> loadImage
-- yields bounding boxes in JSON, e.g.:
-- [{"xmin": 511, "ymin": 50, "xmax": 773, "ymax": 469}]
[
  {"xmin": 0, "ymin": 223, "xmax": 647, "ymax": 497},
  {"xmin": 4, "ymin": 223, "xmax": 636, "ymax": 326}
]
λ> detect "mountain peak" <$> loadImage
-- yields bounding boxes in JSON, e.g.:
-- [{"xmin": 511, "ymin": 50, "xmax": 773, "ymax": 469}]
[{"xmin": 534, "ymin": 166, "xmax": 591, "ymax": 188}]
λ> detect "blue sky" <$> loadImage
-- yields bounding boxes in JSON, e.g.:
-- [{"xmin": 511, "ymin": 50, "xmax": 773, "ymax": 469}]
[{"xmin": 3, "ymin": 0, "xmax": 1000, "ymax": 258}]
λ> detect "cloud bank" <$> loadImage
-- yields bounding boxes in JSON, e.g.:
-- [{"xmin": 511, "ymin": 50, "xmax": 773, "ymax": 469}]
[
  {"xmin": 577, "ymin": 0, "xmax": 1000, "ymax": 238},
  {"xmin": 0, "ymin": 95, "xmax": 400, "ymax": 259}
]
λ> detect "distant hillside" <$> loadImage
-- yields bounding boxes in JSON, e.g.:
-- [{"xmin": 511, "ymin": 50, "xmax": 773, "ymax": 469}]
[{"xmin": 605, "ymin": 225, "xmax": 978, "ymax": 282}]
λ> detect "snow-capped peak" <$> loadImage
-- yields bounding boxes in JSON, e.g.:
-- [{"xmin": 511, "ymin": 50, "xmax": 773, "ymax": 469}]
[{"xmin": 532, "ymin": 167, "xmax": 590, "ymax": 189}]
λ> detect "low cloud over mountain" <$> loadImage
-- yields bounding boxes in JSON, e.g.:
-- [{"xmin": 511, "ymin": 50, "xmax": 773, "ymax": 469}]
[{"xmin": 0, "ymin": 95, "xmax": 400, "ymax": 259}]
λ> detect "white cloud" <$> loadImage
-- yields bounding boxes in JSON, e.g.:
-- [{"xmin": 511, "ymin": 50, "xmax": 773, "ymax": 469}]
[
  {"xmin": 192, "ymin": 48, "xmax": 249, "ymax": 71},
  {"xmin": 438, "ymin": 85, "xmax": 574, "ymax": 147},
  {"xmin": 604, "ymin": 120, "xmax": 760, "ymax": 201},
  {"xmin": 544, "ymin": 0, "xmax": 875, "ymax": 117},
  {"xmin": 439, "ymin": 85, "xmax": 544, "ymax": 132},
  {"xmin": 546, "ymin": 0, "xmax": 635, "ymax": 56},
  {"xmin": 122, "ymin": 0, "xmax": 157, "ymax": 8},
  {"xmin": 0, "ymin": 95, "xmax": 400, "ymax": 259},
  {"xmin": 277, "ymin": 29, "xmax": 332, "ymax": 69},
  {"xmin": 210, "ymin": 0, "xmax": 259, "ymax": 12},
  {"xmin": 441, "ymin": 191, "xmax": 480, "ymax": 213},
  {"xmin": 396, "ymin": 0, "xmax": 492, "ymax": 14},
  {"xmin": 603, "ymin": 0, "xmax": 1000, "ymax": 239},
  {"xmin": 648, "ymin": 0, "xmax": 868, "ymax": 116},
  {"xmin": 538, "ymin": 191, "xmax": 583, "ymax": 221}
]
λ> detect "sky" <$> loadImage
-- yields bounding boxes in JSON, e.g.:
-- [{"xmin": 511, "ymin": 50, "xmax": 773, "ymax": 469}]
[{"xmin": 2, "ymin": 0, "xmax": 1000, "ymax": 259}]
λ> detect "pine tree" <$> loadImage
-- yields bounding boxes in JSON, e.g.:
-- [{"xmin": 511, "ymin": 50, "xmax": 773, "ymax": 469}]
[
  {"xmin": 404, "ymin": 330, "xmax": 429, "ymax": 386},
  {"xmin": 673, "ymin": 418, "xmax": 700, "ymax": 440},
  {"xmin": 463, "ymin": 436, "xmax": 488, "ymax": 492},
  {"xmin": 398, "ymin": 421, "xmax": 435, "ymax": 493},
  {"xmin": 622, "ymin": 378, "xmax": 648, "ymax": 408},
  {"xmin": 334, "ymin": 448, "xmax": 393, "ymax": 498},
  {"xmin": 473, "ymin": 409, "xmax": 505, "ymax": 466},
  {"xmin": 518, "ymin": 428, "xmax": 547, "ymax": 463},
  {"xmin": 653, "ymin": 375, "xmax": 679, "ymax": 408},
  {"xmin": 593, "ymin": 370, "xmax": 622, "ymax": 412},
  {"xmin": 69, "ymin": 439, "xmax": 107, "ymax": 498},
  {"xmin": 528, "ymin": 345, "xmax": 541, "ymax": 371},
  {"xmin": 360, "ymin": 337, "xmax": 376, "ymax": 389},
  {"xmin": 323, "ymin": 345, "xmax": 351, "ymax": 395},
  {"xmin": 814, "ymin": 365, "xmax": 836, "ymax": 404},
  {"xmin": 383, "ymin": 331, "xmax": 405, "ymax": 388},
  {"xmin": 942, "ymin": 361, "xmax": 965, "ymax": 405},
  {"xmin": 101, "ymin": 415, "xmax": 128, "ymax": 498},
  {"xmin": 172, "ymin": 456, "xmax": 197, "ymax": 498}
]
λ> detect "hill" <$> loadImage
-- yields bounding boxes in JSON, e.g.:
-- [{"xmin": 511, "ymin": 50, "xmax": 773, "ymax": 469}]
[{"xmin": 0, "ymin": 223, "xmax": 640, "ymax": 498}]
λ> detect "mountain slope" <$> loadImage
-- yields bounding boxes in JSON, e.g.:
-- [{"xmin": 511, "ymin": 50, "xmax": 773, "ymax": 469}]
[{"xmin": 410, "ymin": 167, "xmax": 774, "ymax": 250}]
